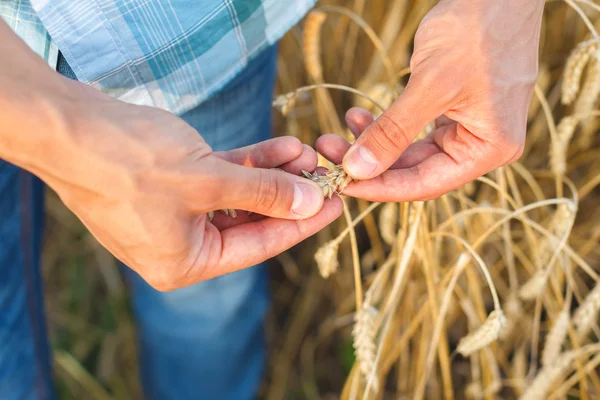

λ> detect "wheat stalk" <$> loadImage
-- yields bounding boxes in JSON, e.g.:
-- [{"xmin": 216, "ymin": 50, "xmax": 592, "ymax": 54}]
[{"xmin": 414, "ymin": 253, "xmax": 470, "ymax": 399}]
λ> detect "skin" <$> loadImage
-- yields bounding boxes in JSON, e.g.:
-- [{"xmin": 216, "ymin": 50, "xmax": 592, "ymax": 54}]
[
  {"xmin": 0, "ymin": 20, "xmax": 343, "ymax": 291},
  {"xmin": 317, "ymin": 0, "xmax": 546, "ymax": 202}
]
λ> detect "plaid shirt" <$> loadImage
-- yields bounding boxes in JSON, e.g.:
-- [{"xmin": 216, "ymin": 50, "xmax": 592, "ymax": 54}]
[{"xmin": 1, "ymin": 0, "xmax": 315, "ymax": 115}]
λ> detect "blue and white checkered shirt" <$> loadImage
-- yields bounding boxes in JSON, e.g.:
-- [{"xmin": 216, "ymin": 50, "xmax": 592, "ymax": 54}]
[{"xmin": 1, "ymin": 0, "xmax": 315, "ymax": 115}]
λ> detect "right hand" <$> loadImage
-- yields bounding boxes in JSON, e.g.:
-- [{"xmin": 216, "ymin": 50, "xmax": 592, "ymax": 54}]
[{"xmin": 33, "ymin": 80, "xmax": 342, "ymax": 291}]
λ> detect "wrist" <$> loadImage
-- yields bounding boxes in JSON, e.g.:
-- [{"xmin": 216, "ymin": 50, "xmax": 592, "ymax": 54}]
[
  {"xmin": 0, "ymin": 75, "xmax": 76, "ymax": 168},
  {"xmin": 0, "ymin": 19, "xmax": 83, "ymax": 177}
]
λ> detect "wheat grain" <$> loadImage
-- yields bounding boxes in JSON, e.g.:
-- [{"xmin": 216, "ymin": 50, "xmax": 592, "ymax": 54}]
[
  {"xmin": 379, "ymin": 202, "xmax": 398, "ymax": 245},
  {"xmin": 573, "ymin": 282, "xmax": 600, "ymax": 338},
  {"xmin": 541, "ymin": 308, "xmax": 570, "ymax": 366},
  {"xmin": 303, "ymin": 11, "xmax": 327, "ymax": 81},
  {"xmin": 456, "ymin": 310, "xmax": 507, "ymax": 356},
  {"xmin": 562, "ymin": 39, "xmax": 599, "ymax": 105}
]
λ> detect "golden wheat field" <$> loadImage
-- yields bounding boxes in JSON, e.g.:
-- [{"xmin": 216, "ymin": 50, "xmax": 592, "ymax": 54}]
[{"xmin": 43, "ymin": 0, "xmax": 600, "ymax": 399}]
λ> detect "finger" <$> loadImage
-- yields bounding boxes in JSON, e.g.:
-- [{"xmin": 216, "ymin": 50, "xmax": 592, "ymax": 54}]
[
  {"xmin": 391, "ymin": 137, "xmax": 443, "ymax": 169},
  {"xmin": 342, "ymin": 73, "xmax": 451, "ymax": 180},
  {"xmin": 345, "ymin": 107, "xmax": 374, "ymax": 138},
  {"xmin": 209, "ymin": 210, "xmax": 266, "ymax": 230},
  {"xmin": 211, "ymin": 157, "xmax": 325, "ymax": 220},
  {"xmin": 342, "ymin": 125, "xmax": 499, "ymax": 202},
  {"xmin": 213, "ymin": 136, "xmax": 304, "ymax": 168},
  {"xmin": 317, "ymin": 133, "xmax": 441, "ymax": 170},
  {"xmin": 152, "ymin": 197, "xmax": 342, "ymax": 289},
  {"xmin": 315, "ymin": 109, "xmax": 373, "ymax": 165},
  {"xmin": 209, "ymin": 196, "xmax": 343, "ymax": 279},
  {"xmin": 342, "ymin": 153, "xmax": 484, "ymax": 202},
  {"xmin": 316, "ymin": 134, "xmax": 351, "ymax": 164},
  {"xmin": 279, "ymin": 144, "xmax": 318, "ymax": 175},
  {"xmin": 435, "ymin": 115, "xmax": 454, "ymax": 129},
  {"xmin": 315, "ymin": 166, "xmax": 329, "ymax": 175}
]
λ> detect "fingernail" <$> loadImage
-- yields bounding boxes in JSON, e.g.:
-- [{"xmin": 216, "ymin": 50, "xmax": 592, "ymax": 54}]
[
  {"xmin": 345, "ymin": 147, "xmax": 378, "ymax": 178},
  {"xmin": 292, "ymin": 182, "xmax": 323, "ymax": 217}
]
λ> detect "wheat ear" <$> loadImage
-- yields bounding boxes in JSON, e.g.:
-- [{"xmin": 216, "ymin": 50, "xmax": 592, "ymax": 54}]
[
  {"xmin": 520, "ymin": 344, "xmax": 600, "ymax": 400},
  {"xmin": 302, "ymin": 165, "xmax": 353, "ymax": 199},
  {"xmin": 519, "ymin": 270, "xmax": 548, "ymax": 301},
  {"xmin": 550, "ymin": 116, "xmax": 578, "ymax": 177},
  {"xmin": 574, "ymin": 55, "xmax": 600, "ymax": 112},
  {"xmin": 303, "ymin": 11, "xmax": 327, "ymax": 81},
  {"xmin": 574, "ymin": 49, "xmax": 600, "ymax": 148},
  {"xmin": 379, "ymin": 202, "xmax": 399, "ymax": 246},
  {"xmin": 353, "ymin": 287, "xmax": 381, "ymax": 393},
  {"xmin": 314, "ymin": 238, "xmax": 342, "ymax": 278},
  {"xmin": 562, "ymin": 39, "xmax": 599, "ymax": 105},
  {"xmin": 541, "ymin": 305, "xmax": 571, "ymax": 366},
  {"xmin": 573, "ymin": 281, "xmax": 600, "ymax": 338},
  {"xmin": 456, "ymin": 310, "xmax": 507, "ymax": 357}
]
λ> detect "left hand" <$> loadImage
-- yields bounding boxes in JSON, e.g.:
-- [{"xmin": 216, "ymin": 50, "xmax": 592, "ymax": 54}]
[{"xmin": 317, "ymin": 0, "xmax": 545, "ymax": 202}]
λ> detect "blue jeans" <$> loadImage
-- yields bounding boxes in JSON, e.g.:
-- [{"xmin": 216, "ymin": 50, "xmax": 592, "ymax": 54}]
[{"xmin": 0, "ymin": 46, "xmax": 277, "ymax": 400}]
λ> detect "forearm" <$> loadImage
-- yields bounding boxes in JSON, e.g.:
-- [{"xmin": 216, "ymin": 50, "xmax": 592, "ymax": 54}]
[{"xmin": 0, "ymin": 19, "xmax": 74, "ymax": 174}]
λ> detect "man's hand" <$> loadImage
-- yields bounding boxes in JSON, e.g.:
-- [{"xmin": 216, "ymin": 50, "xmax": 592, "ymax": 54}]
[
  {"xmin": 317, "ymin": 0, "xmax": 545, "ymax": 202},
  {"xmin": 45, "ymin": 84, "xmax": 343, "ymax": 290},
  {"xmin": 0, "ymin": 20, "xmax": 341, "ymax": 291}
]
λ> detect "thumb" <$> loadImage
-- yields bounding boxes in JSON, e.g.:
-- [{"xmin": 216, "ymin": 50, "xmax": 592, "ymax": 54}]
[
  {"xmin": 214, "ymin": 158, "xmax": 325, "ymax": 220},
  {"xmin": 342, "ymin": 75, "xmax": 448, "ymax": 180}
]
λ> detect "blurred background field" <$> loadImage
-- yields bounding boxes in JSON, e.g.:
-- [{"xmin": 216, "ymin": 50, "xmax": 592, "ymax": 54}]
[{"xmin": 42, "ymin": 0, "xmax": 600, "ymax": 399}]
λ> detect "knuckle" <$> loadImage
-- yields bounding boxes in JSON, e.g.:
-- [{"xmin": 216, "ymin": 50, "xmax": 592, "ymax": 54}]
[
  {"xmin": 507, "ymin": 143, "xmax": 525, "ymax": 164},
  {"xmin": 253, "ymin": 170, "xmax": 290, "ymax": 211},
  {"xmin": 494, "ymin": 132, "xmax": 525, "ymax": 165},
  {"xmin": 370, "ymin": 114, "xmax": 412, "ymax": 154}
]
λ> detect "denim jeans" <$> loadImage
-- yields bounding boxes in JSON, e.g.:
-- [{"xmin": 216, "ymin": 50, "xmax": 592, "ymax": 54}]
[{"xmin": 0, "ymin": 46, "xmax": 276, "ymax": 400}]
